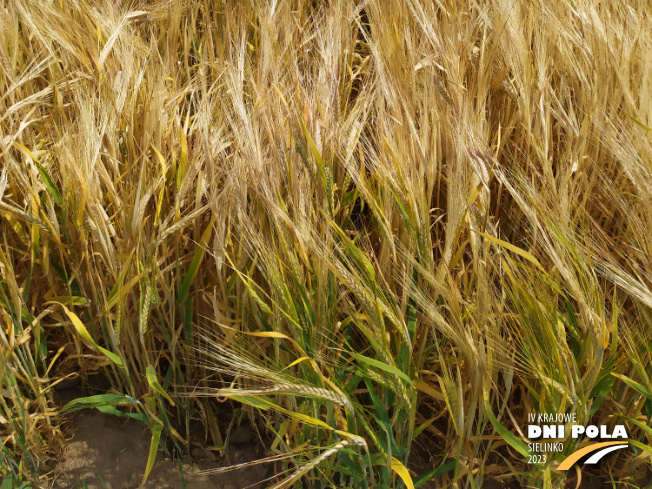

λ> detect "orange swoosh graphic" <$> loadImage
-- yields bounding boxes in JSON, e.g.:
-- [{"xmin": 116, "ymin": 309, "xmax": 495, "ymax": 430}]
[{"xmin": 557, "ymin": 441, "xmax": 627, "ymax": 470}]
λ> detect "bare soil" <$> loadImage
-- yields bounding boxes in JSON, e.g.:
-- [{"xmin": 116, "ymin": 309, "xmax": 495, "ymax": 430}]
[{"xmin": 44, "ymin": 389, "xmax": 269, "ymax": 489}]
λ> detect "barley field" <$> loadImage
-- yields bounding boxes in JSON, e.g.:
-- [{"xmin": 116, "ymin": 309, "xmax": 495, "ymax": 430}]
[{"xmin": 1, "ymin": 0, "xmax": 652, "ymax": 488}]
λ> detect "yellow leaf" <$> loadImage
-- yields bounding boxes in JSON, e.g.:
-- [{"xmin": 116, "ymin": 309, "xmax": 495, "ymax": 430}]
[
  {"xmin": 414, "ymin": 378, "xmax": 444, "ymax": 401},
  {"xmin": 391, "ymin": 457, "xmax": 414, "ymax": 489},
  {"xmin": 221, "ymin": 324, "xmax": 308, "ymax": 357},
  {"xmin": 282, "ymin": 356, "xmax": 314, "ymax": 371},
  {"xmin": 142, "ymin": 424, "xmax": 162, "ymax": 486},
  {"xmin": 151, "ymin": 144, "xmax": 167, "ymax": 226},
  {"xmin": 53, "ymin": 303, "xmax": 123, "ymax": 367},
  {"xmin": 146, "ymin": 365, "xmax": 175, "ymax": 406},
  {"xmin": 476, "ymin": 231, "xmax": 545, "ymax": 273}
]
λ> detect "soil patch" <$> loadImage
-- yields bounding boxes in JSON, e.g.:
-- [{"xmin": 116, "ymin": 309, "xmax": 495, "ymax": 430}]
[{"xmin": 44, "ymin": 393, "xmax": 269, "ymax": 489}]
